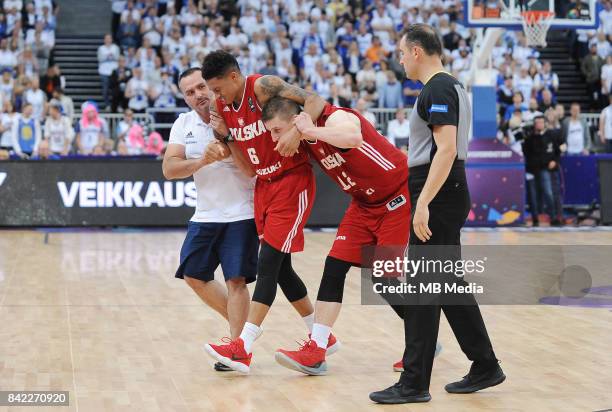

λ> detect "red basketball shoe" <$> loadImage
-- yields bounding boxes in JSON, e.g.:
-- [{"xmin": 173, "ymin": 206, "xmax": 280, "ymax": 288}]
[
  {"xmin": 204, "ymin": 337, "xmax": 251, "ymax": 374},
  {"xmin": 275, "ymin": 339, "xmax": 327, "ymax": 375},
  {"xmin": 307, "ymin": 333, "xmax": 341, "ymax": 355}
]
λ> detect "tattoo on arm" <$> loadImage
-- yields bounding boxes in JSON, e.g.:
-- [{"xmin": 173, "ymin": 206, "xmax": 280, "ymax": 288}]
[{"xmin": 258, "ymin": 75, "xmax": 312, "ymax": 104}]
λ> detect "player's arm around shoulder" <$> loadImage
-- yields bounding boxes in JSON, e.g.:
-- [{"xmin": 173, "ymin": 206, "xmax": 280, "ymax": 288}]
[{"xmin": 295, "ymin": 109, "xmax": 363, "ymax": 149}]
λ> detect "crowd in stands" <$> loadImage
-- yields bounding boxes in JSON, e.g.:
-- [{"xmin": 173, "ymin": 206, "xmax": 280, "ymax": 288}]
[{"xmin": 0, "ymin": 0, "xmax": 166, "ymax": 159}]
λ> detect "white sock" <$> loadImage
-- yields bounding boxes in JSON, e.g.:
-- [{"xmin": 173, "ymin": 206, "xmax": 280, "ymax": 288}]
[
  {"xmin": 311, "ymin": 323, "xmax": 331, "ymax": 349},
  {"xmin": 303, "ymin": 313, "xmax": 315, "ymax": 333},
  {"xmin": 239, "ymin": 322, "xmax": 261, "ymax": 353}
]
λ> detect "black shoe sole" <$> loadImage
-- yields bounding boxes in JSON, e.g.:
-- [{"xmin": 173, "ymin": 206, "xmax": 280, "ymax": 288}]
[
  {"xmin": 445, "ymin": 373, "xmax": 506, "ymax": 394},
  {"xmin": 369, "ymin": 393, "xmax": 432, "ymax": 404},
  {"xmin": 213, "ymin": 362, "xmax": 233, "ymax": 372}
]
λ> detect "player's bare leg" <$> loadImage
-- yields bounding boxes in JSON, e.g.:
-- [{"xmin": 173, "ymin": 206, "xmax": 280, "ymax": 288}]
[
  {"xmin": 226, "ymin": 278, "xmax": 250, "ymax": 340},
  {"xmin": 184, "ymin": 276, "xmax": 228, "ymax": 320}
]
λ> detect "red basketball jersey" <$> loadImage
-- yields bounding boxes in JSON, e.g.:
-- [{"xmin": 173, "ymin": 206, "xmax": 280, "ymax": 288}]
[
  {"xmin": 305, "ymin": 104, "xmax": 408, "ymax": 205},
  {"xmin": 217, "ymin": 74, "xmax": 310, "ymax": 180}
]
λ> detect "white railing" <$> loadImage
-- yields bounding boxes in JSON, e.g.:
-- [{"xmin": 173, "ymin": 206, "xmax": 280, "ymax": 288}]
[{"xmin": 91, "ymin": 108, "xmax": 601, "ymax": 139}]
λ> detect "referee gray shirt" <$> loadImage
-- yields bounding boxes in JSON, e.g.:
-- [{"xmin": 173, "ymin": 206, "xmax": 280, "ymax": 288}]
[{"xmin": 408, "ymin": 72, "xmax": 471, "ymax": 167}]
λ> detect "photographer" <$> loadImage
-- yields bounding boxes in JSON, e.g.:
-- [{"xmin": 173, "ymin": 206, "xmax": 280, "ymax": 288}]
[{"xmin": 521, "ymin": 116, "xmax": 563, "ymax": 226}]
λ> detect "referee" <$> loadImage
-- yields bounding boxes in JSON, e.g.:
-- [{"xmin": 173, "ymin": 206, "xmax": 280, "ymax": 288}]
[{"xmin": 370, "ymin": 24, "xmax": 505, "ymax": 404}]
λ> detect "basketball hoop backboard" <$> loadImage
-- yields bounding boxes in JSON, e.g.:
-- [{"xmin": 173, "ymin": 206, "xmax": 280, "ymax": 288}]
[{"xmin": 464, "ymin": 0, "xmax": 600, "ymax": 30}]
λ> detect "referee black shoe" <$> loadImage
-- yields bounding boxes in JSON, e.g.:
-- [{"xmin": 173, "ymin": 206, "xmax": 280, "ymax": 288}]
[
  {"xmin": 445, "ymin": 363, "xmax": 506, "ymax": 394},
  {"xmin": 369, "ymin": 382, "xmax": 431, "ymax": 404},
  {"xmin": 213, "ymin": 362, "xmax": 233, "ymax": 372}
]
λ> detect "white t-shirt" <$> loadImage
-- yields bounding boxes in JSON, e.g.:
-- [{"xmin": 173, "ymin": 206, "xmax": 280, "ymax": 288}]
[
  {"xmin": 0, "ymin": 113, "xmax": 16, "ymax": 147},
  {"xmin": 387, "ymin": 118, "xmax": 410, "ymax": 147},
  {"xmin": 567, "ymin": 120, "xmax": 584, "ymax": 154},
  {"xmin": 603, "ymin": 105, "xmax": 612, "ymax": 141},
  {"xmin": 97, "ymin": 44, "xmax": 120, "ymax": 76},
  {"xmin": 24, "ymin": 89, "xmax": 46, "ymax": 121},
  {"xmin": 127, "ymin": 78, "xmax": 149, "ymax": 111},
  {"xmin": 169, "ymin": 110, "xmax": 255, "ymax": 223},
  {"xmin": 44, "ymin": 116, "xmax": 74, "ymax": 153}
]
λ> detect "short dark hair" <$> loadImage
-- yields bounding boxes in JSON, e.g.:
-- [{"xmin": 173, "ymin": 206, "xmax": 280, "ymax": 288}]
[
  {"xmin": 201, "ymin": 50, "xmax": 241, "ymax": 80},
  {"xmin": 261, "ymin": 97, "xmax": 300, "ymax": 122},
  {"xmin": 178, "ymin": 67, "xmax": 201, "ymax": 85},
  {"xmin": 402, "ymin": 24, "xmax": 443, "ymax": 57}
]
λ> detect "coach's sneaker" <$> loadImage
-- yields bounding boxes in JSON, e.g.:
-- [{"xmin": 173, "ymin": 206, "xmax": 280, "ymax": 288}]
[
  {"xmin": 275, "ymin": 340, "xmax": 327, "ymax": 375},
  {"xmin": 393, "ymin": 342, "xmax": 443, "ymax": 372},
  {"xmin": 308, "ymin": 333, "xmax": 341, "ymax": 355},
  {"xmin": 204, "ymin": 337, "xmax": 252, "ymax": 374}
]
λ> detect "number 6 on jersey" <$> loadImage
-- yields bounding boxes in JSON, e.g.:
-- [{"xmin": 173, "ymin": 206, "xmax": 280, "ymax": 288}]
[{"xmin": 247, "ymin": 148, "xmax": 260, "ymax": 164}]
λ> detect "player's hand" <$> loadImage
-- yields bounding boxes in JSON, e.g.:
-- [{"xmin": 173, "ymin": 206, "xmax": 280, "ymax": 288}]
[
  {"xmin": 210, "ymin": 111, "xmax": 229, "ymax": 139},
  {"xmin": 412, "ymin": 201, "xmax": 432, "ymax": 243},
  {"xmin": 292, "ymin": 112, "xmax": 314, "ymax": 134},
  {"xmin": 275, "ymin": 125, "xmax": 301, "ymax": 157},
  {"xmin": 203, "ymin": 141, "xmax": 230, "ymax": 164}
]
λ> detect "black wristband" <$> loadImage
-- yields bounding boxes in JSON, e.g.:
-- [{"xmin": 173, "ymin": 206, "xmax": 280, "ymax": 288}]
[{"xmin": 223, "ymin": 133, "xmax": 233, "ymax": 144}]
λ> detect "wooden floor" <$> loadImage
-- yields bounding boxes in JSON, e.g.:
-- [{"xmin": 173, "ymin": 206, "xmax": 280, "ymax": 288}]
[{"xmin": 1, "ymin": 229, "xmax": 612, "ymax": 412}]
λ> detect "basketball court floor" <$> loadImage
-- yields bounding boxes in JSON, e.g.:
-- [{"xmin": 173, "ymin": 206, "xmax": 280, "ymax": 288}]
[{"xmin": 0, "ymin": 228, "xmax": 611, "ymax": 411}]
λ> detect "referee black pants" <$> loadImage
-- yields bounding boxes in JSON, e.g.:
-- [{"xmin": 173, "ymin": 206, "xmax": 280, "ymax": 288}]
[{"xmin": 399, "ymin": 162, "xmax": 498, "ymax": 390}]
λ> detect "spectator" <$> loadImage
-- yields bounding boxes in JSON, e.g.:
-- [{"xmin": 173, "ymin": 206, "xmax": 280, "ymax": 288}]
[
  {"xmin": 109, "ymin": 55, "xmax": 132, "ymax": 112},
  {"xmin": 40, "ymin": 65, "xmax": 61, "ymax": 99},
  {"xmin": 18, "ymin": 48, "xmax": 39, "ymax": 79},
  {"xmin": 581, "ymin": 43, "xmax": 605, "ymax": 109},
  {"xmin": 11, "ymin": 102, "xmax": 41, "ymax": 158},
  {"xmin": 0, "ymin": 39, "xmax": 18, "ymax": 72},
  {"xmin": 601, "ymin": 55, "xmax": 612, "ymax": 105},
  {"xmin": 443, "ymin": 21, "xmax": 462, "ymax": 52},
  {"xmin": 524, "ymin": 98, "xmax": 543, "ymax": 122},
  {"xmin": 145, "ymin": 130, "xmax": 164, "ymax": 156},
  {"xmin": 591, "ymin": 30, "xmax": 611, "ymax": 60},
  {"xmin": 0, "ymin": 69, "xmax": 14, "ymax": 104},
  {"xmin": 343, "ymin": 41, "xmax": 361, "ymax": 80},
  {"xmin": 538, "ymin": 89, "xmax": 556, "ymax": 113},
  {"xmin": 98, "ymin": 34, "xmax": 121, "ymax": 110},
  {"xmin": 150, "ymin": 69, "xmax": 178, "ymax": 108},
  {"xmin": 51, "ymin": 88, "xmax": 74, "ymax": 124},
  {"xmin": 355, "ymin": 98, "xmax": 376, "ymax": 127},
  {"xmin": 536, "ymin": 61, "xmax": 559, "ymax": 98},
  {"xmin": 378, "ymin": 70, "xmax": 403, "ymax": 109},
  {"xmin": 514, "ymin": 66, "xmax": 535, "ymax": 103},
  {"xmin": 504, "ymin": 92, "xmax": 528, "ymax": 123},
  {"xmin": 24, "ymin": 76, "xmax": 47, "ymax": 122},
  {"xmin": 0, "ymin": 101, "xmax": 16, "ymax": 150},
  {"xmin": 259, "ymin": 55, "xmax": 279, "ymax": 76},
  {"xmin": 386, "ymin": 107, "xmax": 410, "ymax": 149},
  {"xmin": 497, "ymin": 76, "xmax": 514, "ymax": 118},
  {"xmin": 562, "ymin": 103, "xmax": 591, "ymax": 155},
  {"xmin": 117, "ymin": 12, "xmax": 140, "ymax": 49},
  {"xmin": 364, "ymin": 36, "xmax": 389, "ymax": 66},
  {"xmin": 300, "ymin": 23, "xmax": 325, "ymax": 56},
  {"xmin": 327, "ymin": 83, "xmax": 350, "ymax": 107},
  {"xmin": 116, "ymin": 108, "xmax": 137, "ymax": 142},
  {"xmin": 124, "ymin": 122, "xmax": 145, "ymax": 155},
  {"xmin": 521, "ymin": 116, "xmax": 561, "ymax": 226},
  {"xmin": 599, "ymin": 94, "xmax": 612, "ymax": 153},
  {"xmin": 356, "ymin": 59, "xmax": 377, "ymax": 87},
  {"xmin": 402, "ymin": 78, "xmax": 422, "ymax": 107},
  {"xmin": 125, "ymin": 65, "xmax": 149, "ymax": 113},
  {"xmin": 43, "ymin": 100, "xmax": 73, "ymax": 156},
  {"xmin": 76, "ymin": 104, "xmax": 106, "ymax": 155}
]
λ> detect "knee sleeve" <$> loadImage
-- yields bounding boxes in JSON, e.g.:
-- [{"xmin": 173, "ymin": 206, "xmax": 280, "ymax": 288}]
[
  {"xmin": 252, "ymin": 242, "xmax": 286, "ymax": 306},
  {"xmin": 277, "ymin": 254, "xmax": 308, "ymax": 302},
  {"xmin": 316, "ymin": 256, "xmax": 352, "ymax": 303}
]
